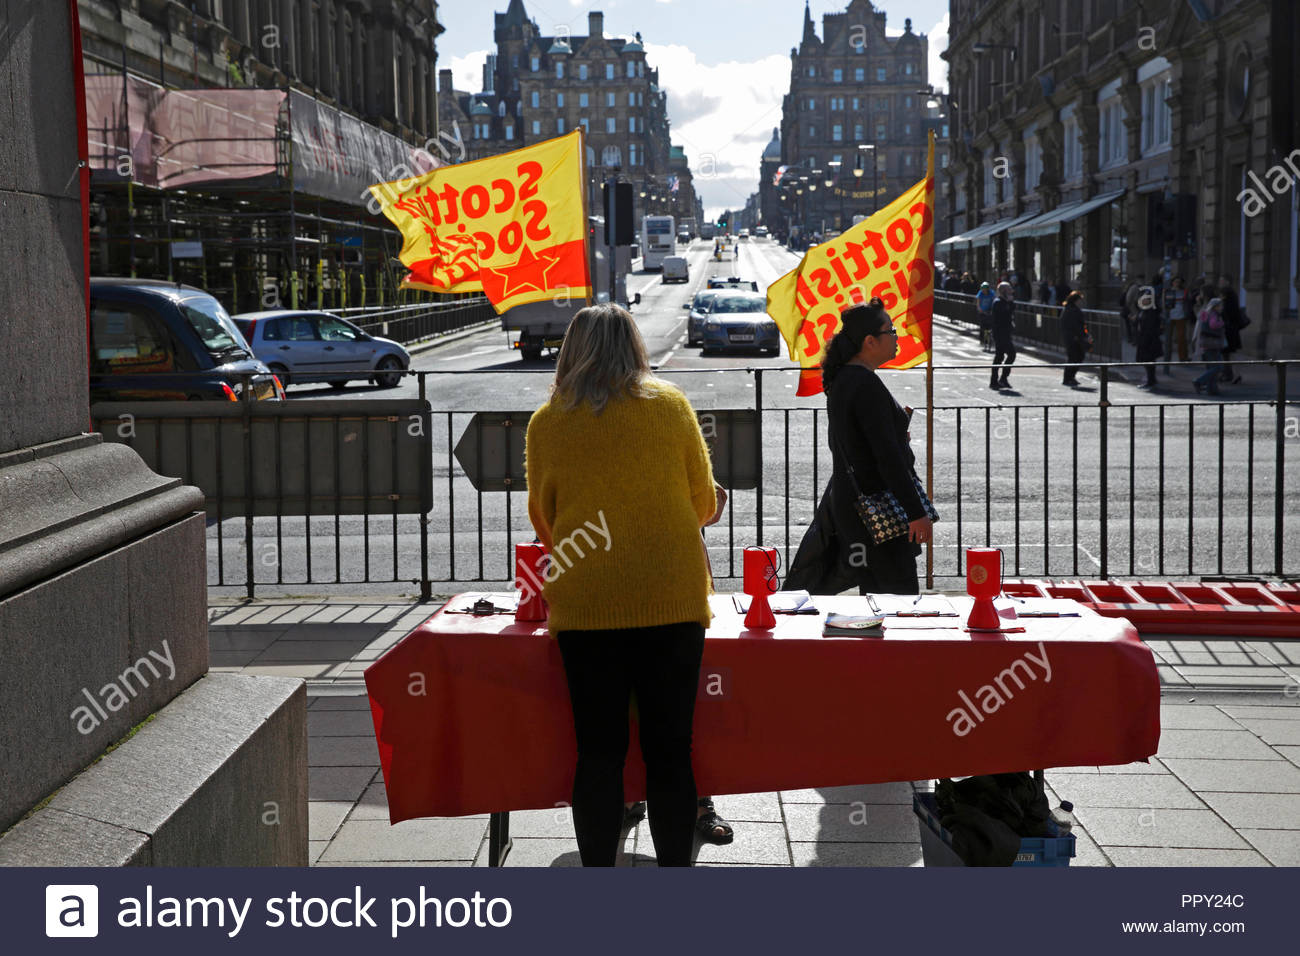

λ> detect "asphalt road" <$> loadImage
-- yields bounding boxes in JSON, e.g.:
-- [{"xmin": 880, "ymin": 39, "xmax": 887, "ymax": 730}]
[{"xmin": 208, "ymin": 238, "xmax": 1300, "ymax": 596}]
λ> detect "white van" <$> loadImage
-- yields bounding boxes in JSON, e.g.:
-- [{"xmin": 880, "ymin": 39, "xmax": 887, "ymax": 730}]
[{"xmin": 661, "ymin": 256, "xmax": 689, "ymax": 283}]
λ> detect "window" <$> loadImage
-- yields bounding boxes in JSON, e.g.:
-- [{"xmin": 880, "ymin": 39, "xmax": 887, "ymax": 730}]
[
  {"xmin": 941, "ymin": 153, "xmax": 949, "ymax": 168},
  {"xmin": 832, "ymin": 124, "xmax": 843, "ymax": 142},
  {"xmin": 579, "ymin": 64, "xmax": 588, "ymax": 80},
  {"xmin": 89, "ymin": 302, "xmax": 174, "ymax": 373},
  {"xmin": 905, "ymin": 62, "xmax": 916, "ymax": 75},
  {"xmin": 905, "ymin": 154, "xmax": 913, "ymax": 167},
  {"xmin": 178, "ymin": 296, "xmax": 240, "ymax": 353},
  {"xmin": 637, "ymin": 61, "xmax": 644, "ymax": 78},
  {"xmin": 853, "ymin": 123, "xmax": 864, "ymax": 140},
  {"xmin": 855, "ymin": 68, "xmax": 865, "ymax": 82},
  {"xmin": 532, "ymin": 120, "xmax": 541, "ymax": 135},
  {"xmin": 315, "ymin": 317, "xmax": 362, "ymax": 342},
  {"xmin": 876, "ymin": 67, "xmax": 887, "ymax": 82},
  {"xmin": 530, "ymin": 91, "xmax": 539, "ymax": 108},
  {"xmin": 606, "ymin": 63, "xmax": 615, "ymax": 80},
  {"xmin": 628, "ymin": 92, "xmax": 635, "ymax": 106},
  {"xmin": 831, "ymin": 97, "xmax": 845, "ymax": 111},
  {"xmin": 628, "ymin": 117, "xmax": 636, "ymax": 133},
  {"xmin": 607, "ymin": 92, "xmax": 615, "ymax": 107},
  {"xmin": 505, "ymin": 124, "xmax": 515, "ymax": 140},
  {"xmin": 627, "ymin": 61, "xmax": 635, "ymax": 78},
  {"xmin": 511, "ymin": 54, "xmax": 519, "ymax": 68},
  {"xmin": 984, "ymin": 156, "xmax": 997, "ymax": 205},
  {"xmin": 1062, "ymin": 106, "xmax": 1082, "ymax": 180},
  {"xmin": 903, "ymin": 123, "xmax": 912, "ymax": 136},
  {"xmin": 556, "ymin": 62, "xmax": 564, "ymax": 79},
  {"xmin": 809, "ymin": 125, "xmax": 817, "ymax": 138},
  {"xmin": 1141, "ymin": 78, "xmax": 1172, "ymax": 152},
  {"xmin": 530, "ymin": 56, "xmax": 539, "ymax": 71},
  {"xmin": 904, "ymin": 95, "xmax": 912, "ymax": 109},
  {"xmin": 580, "ymin": 92, "xmax": 589, "ymax": 107},
  {"xmin": 629, "ymin": 144, "xmax": 640, "ymax": 166},
  {"xmin": 876, "ymin": 122, "xmax": 887, "ymax": 139},
  {"xmin": 852, "ymin": 96, "xmax": 860, "ymax": 110},
  {"xmin": 1024, "ymin": 130, "xmax": 1041, "ymax": 190},
  {"xmin": 807, "ymin": 66, "xmax": 816, "ymax": 78},
  {"xmin": 601, "ymin": 145, "xmax": 622, "ymax": 166},
  {"xmin": 876, "ymin": 96, "xmax": 887, "ymax": 110},
  {"xmin": 1099, "ymin": 100, "xmax": 1125, "ymax": 167},
  {"xmin": 606, "ymin": 117, "xmax": 616, "ymax": 133},
  {"xmin": 807, "ymin": 97, "xmax": 816, "ymax": 109},
  {"xmin": 556, "ymin": 92, "xmax": 564, "ymax": 107},
  {"xmin": 833, "ymin": 68, "xmax": 843, "ymax": 83},
  {"xmin": 557, "ymin": 118, "xmax": 566, "ymax": 133}
]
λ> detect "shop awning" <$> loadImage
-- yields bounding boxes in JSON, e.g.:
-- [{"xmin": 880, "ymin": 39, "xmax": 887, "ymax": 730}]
[
  {"xmin": 970, "ymin": 210, "xmax": 1043, "ymax": 248},
  {"xmin": 1008, "ymin": 190, "xmax": 1126, "ymax": 239}
]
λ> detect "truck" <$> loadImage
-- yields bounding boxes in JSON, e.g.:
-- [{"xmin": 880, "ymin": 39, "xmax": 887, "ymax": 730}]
[{"xmin": 499, "ymin": 216, "xmax": 637, "ymax": 361}]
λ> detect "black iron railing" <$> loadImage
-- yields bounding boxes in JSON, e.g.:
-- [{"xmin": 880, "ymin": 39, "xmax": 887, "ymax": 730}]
[
  {"xmin": 97, "ymin": 362, "xmax": 1300, "ymax": 597},
  {"xmin": 934, "ymin": 289, "xmax": 1126, "ymax": 360}
]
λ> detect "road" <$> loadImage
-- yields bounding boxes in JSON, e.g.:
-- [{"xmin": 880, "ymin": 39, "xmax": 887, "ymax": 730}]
[{"xmin": 208, "ymin": 238, "xmax": 1300, "ymax": 596}]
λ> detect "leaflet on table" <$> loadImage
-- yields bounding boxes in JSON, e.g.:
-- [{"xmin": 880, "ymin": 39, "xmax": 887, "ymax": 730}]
[
  {"xmin": 823, "ymin": 612, "xmax": 886, "ymax": 637},
  {"xmin": 1003, "ymin": 597, "xmax": 1082, "ymax": 617},
  {"xmin": 867, "ymin": 593, "xmax": 959, "ymax": 616},
  {"xmin": 443, "ymin": 592, "xmax": 519, "ymax": 614},
  {"xmin": 731, "ymin": 590, "xmax": 818, "ymax": 614}
]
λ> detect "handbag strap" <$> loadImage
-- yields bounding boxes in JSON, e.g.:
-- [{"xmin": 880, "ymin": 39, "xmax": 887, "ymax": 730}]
[{"xmin": 827, "ymin": 411, "xmax": 867, "ymax": 498}]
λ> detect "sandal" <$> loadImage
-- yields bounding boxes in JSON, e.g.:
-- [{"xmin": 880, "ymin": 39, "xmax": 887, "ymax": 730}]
[
  {"xmin": 623, "ymin": 801, "xmax": 646, "ymax": 827},
  {"xmin": 695, "ymin": 797, "xmax": 734, "ymax": 845}
]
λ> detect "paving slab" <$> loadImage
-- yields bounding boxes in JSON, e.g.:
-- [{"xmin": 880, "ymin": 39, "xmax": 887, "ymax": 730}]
[
  {"xmin": 782, "ymin": 802, "xmax": 917, "ymax": 843},
  {"xmin": 1238, "ymin": 828, "xmax": 1300, "ymax": 866},
  {"xmin": 1224, "ymin": 717, "xmax": 1300, "ymax": 746},
  {"xmin": 308, "ymin": 766, "xmax": 378, "ymax": 803},
  {"xmin": 306, "ymin": 735, "xmax": 380, "ymax": 767},
  {"xmin": 1156, "ymin": 729, "xmax": 1282, "ymax": 761},
  {"xmin": 1102, "ymin": 846, "xmax": 1270, "ymax": 866},
  {"xmin": 1196, "ymin": 792, "xmax": 1300, "ymax": 830},
  {"xmin": 1075, "ymin": 807, "xmax": 1251, "ymax": 850},
  {"xmin": 789, "ymin": 842, "xmax": 922, "ymax": 867},
  {"xmin": 1157, "ymin": 705, "xmax": 1243, "ymax": 730},
  {"xmin": 320, "ymin": 818, "xmax": 486, "ymax": 863},
  {"xmin": 1277, "ymin": 746, "xmax": 1300, "ymax": 767},
  {"xmin": 780, "ymin": 783, "xmax": 914, "ymax": 804},
  {"xmin": 1161, "ymin": 757, "xmax": 1300, "ymax": 793},
  {"xmin": 308, "ymin": 801, "xmax": 351, "ymax": 842},
  {"xmin": 307, "ymin": 693, "xmax": 372, "ymax": 710},
  {"xmin": 692, "ymin": 822, "xmax": 790, "ymax": 865},
  {"xmin": 711, "ymin": 791, "xmax": 783, "ymax": 822},
  {"xmin": 1046, "ymin": 772, "xmax": 1205, "ymax": 809},
  {"xmin": 307, "ymin": 711, "xmax": 379, "ymax": 737}
]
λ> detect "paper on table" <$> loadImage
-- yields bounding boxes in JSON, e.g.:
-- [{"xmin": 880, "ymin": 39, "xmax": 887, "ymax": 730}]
[
  {"xmin": 1003, "ymin": 597, "xmax": 1083, "ymax": 617},
  {"xmin": 731, "ymin": 590, "xmax": 818, "ymax": 614},
  {"xmin": 868, "ymin": 593, "xmax": 959, "ymax": 616},
  {"xmin": 443, "ymin": 592, "xmax": 520, "ymax": 614}
]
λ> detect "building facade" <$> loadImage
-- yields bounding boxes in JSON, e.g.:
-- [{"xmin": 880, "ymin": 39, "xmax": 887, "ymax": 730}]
[
  {"xmin": 439, "ymin": 3, "xmax": 698, "ymax": 226},
  {"xmin": 776, "ymin": 0, "xmax": 946, "ymax": 244},
  {"xmin": 942, "ymin": 0, "xmax": 1299, "ymax": 355},
  {"xmin": 78, "ymin": 0, "xmax": 444, "ymax": 311}
]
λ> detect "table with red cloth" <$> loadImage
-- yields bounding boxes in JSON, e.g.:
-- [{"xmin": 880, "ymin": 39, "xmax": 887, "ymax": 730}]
[{"xmin": 365, "ymin": 594, "xmax": 1161, "ymax": 835}]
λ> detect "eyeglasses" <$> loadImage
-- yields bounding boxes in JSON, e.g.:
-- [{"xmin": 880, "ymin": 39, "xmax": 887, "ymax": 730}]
[{"xmin": 870, "ymin": 327, "xmax": 899, "ymax": 337}]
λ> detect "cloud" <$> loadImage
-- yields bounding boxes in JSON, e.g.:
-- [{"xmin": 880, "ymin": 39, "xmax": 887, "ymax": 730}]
[
  {"xmin": 448, "ymin": 49, "xmax": 489, "ymax": 97},
  {"xmin": 645, "ymin": 42, "xmax": 789, "ymax": 219},
  {"xmin": 927, "ymin": 12, "xmax": 950, "ymax": 91}
]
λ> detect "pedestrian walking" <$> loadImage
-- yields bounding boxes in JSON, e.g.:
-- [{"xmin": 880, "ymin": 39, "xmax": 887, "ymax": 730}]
[
  {"xmin": 1192, "ymin": 298, "xmax": 1228, "ymax": 396},
  {"xmin": 1218, "ymin": 274, "xmax": 1245, "ymax": 384},
  {"xmin": 961, "ymin": 272, "xmax": 978, "ymax": 295},
  {"xmin": 808, "ymin": 298, "xmax": 932, "ymax": 595},
  {"xmin": 989, "ymin": 281, "xmax": 1017, "ymax": 389},
  {"xmin": 1162, "ymin": 276, "xmax": 1190, "ymax": 371},
  {"xmin": 1121, "ymin": 275, "xmax": 1143, "ymax": 345},
  {"xmin": 1037, "ymin": 277, "xmax": 1051, "ymax": 304},
  {"xmin": 524, "ymin": 304, "xmax": 721, "ymax": 867},
  {"xmin": 1136, "ymin": 301, "xmax": 1164, "ymax": 389},
  {"xmin": 975, "ymin": 281, "xmax": 995, "ymax": 351},
  {"xmin": 1061, "ymin": 291, "xmax": 1088, "ymax": 386}
]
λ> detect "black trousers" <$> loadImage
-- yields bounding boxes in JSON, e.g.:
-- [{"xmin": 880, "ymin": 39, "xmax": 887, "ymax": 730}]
[
  {"xmin": 556, "ymin": 621, "xmax": 705, "ymax": 866},
  {"xmin": 991, "ymin": 337, "xmax": 1017, "ymax": 383},
  {"xmin": 1063, "ymin": 342, "xmax": 1085, "ymax": 383},
  {"xmin": 853, "ymin": 534, "xmax": 921, "ymax": 595}
]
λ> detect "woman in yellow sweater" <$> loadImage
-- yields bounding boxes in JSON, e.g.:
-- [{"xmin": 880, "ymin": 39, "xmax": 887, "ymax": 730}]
[{"xmin": 525, "ymin": 303, "xmax": 719, "ymax": 866}]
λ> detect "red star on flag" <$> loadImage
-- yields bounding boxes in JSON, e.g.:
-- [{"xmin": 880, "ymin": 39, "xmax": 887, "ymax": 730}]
[{"xmin": 487, "ymin": 245, "xmax": 563, "ymax": 300}]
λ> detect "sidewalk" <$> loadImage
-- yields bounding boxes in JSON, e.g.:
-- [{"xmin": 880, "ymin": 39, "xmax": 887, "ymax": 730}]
[{"xmin": 208, "ymin": 597, "xmax": 1300, "ymax": 867}]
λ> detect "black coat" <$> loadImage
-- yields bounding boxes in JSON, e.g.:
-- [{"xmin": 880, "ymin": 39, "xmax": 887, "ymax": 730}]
[
  {"xmin": 1220, "ymin": 287, "xmax": 1244, "ymax": 352},
  {"xmin": 1061, "ymin": 303, "xmax": 1086, "ymax": 349},
  {"xmin": 990, "ymin": 298, "xmax": 1015, "ymax": 347},
  {"xmin": 1135, "ymin": 307, "xmax": 1164, "ymax": 362}
]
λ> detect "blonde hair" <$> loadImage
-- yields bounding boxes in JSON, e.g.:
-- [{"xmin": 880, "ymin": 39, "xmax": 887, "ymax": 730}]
[{"xmin": 552, "ymin": 304, "xmax": 657, "ymax": 413}]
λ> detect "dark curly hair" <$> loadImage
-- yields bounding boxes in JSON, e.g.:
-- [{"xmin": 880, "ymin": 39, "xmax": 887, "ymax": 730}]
[{"xmin": 820, "ymin": 298, "xmax": 890, "ymax": 389}]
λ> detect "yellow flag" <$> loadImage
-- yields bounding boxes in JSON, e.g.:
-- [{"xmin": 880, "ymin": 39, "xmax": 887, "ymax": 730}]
[
  {"xmin": 369, "ymin": 130, "xmax": 592, "ymax": 312},
  {"xmin": 768, "ymin": 132, "xmax": 936, "ymax": 395}
]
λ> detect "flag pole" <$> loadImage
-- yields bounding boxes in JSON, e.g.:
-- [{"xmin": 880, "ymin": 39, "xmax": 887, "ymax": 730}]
[
  {"xmin": 924, "ymin": 130, "xmax": 936, "ymax": 591},
  {"xmin": 577, "ymin": 127, "xmax": 594, "ymax": 308}
]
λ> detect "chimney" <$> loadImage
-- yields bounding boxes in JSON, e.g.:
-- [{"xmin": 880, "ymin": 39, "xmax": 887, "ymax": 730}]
[
  {"xmin": 439, "ymin": 68, "xmax": 454, "ymax": 93},
  {"xmin": 588, "ymin": 11, "xmax": 603, "ymax": 38}
]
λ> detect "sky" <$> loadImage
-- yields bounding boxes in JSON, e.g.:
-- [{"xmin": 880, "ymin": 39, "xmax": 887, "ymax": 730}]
[{"xmin": 436, "ymin": 0, "xmax": 951, "ymax": 219}]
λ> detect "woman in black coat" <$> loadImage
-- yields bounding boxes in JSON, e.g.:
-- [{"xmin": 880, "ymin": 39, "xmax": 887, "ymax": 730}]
[
  {"xmin": 989, "ymin": 281, "xmax": 1017, "ymax": 389},
  {"xmin": 822, "ymin": 299, "xmax": 932, "ymax": 595},
  {"xmin": 1060, "ymin": 290, "xmax": 1087, "ymax": 386}
]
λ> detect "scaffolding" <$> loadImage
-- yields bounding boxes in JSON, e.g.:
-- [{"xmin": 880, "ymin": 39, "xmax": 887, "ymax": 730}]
[{"xmin": 84, "ymin": 65, "xmax": 464, "ymax": 316}]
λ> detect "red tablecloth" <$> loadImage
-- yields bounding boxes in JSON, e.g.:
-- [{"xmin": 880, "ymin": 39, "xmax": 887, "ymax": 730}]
[{"xmin": 365, "ymin": 595, "xmax": 1160, "ymax": 823}]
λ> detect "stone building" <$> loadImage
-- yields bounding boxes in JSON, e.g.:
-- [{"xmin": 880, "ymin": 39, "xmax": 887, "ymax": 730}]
[
  {"xmin": 941, "ymin": 0, "xmax": 1299, "ymax": 354},
  {"xmin": 440, "ymin": 2, "xmax": 698, "ymax": 225},
  {"xmin": 77, "ymin": 0, "xmax": 444, "ymax": 311},
  {"xmin": 777, "ymin": 0, "xmax": 943, "ymax": 243}
]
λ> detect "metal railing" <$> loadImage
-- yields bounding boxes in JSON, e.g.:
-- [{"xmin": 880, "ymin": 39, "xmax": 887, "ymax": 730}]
[
  {"xmin": 934, "ymin": 289, "xmax": 1126, "ymax": 360},
  {"xmin": 97, "ymin": 362, "xmax": 1300, "ymax": 597},
  {"xmin": 335, "ymin": 297, "xmax": 498, "ymax": 347}
]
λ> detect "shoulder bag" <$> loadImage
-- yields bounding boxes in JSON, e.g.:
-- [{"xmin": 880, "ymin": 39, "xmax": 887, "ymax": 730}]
[{"xmin": 831, "ymin": 418, "xmax": 939, "ymax": 546}]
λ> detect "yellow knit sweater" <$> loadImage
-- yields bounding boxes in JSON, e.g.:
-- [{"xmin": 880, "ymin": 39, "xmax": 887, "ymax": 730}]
[{"xmin": 525, "ymin": 378, "xmax": 717, "ymax": 633}]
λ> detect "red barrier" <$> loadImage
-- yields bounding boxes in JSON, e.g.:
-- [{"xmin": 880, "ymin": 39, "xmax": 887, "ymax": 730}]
[{"xmin": 1004, "ymin": 580, "xmax": 1300, "ymax": 639}]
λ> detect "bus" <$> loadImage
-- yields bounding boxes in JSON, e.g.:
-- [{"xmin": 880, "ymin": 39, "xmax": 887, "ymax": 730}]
[{"xmin": 640, "ymin": 215, "xmax": 676, "ymax": 270}]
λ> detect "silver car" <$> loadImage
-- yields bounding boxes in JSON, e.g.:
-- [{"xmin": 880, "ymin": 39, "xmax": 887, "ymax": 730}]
[
  {"xmin": 232, "ymin": 310, "xmax": 410, "ymax": 389},
  {"xmin": 684, "ymin": 291, "xmax": 721, "ymax": 347}
]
